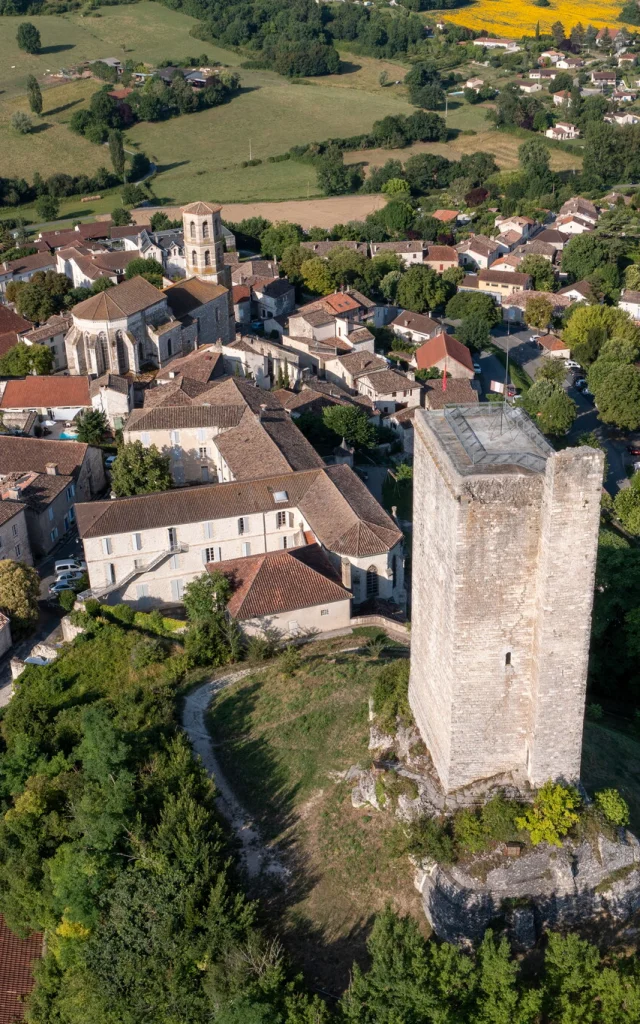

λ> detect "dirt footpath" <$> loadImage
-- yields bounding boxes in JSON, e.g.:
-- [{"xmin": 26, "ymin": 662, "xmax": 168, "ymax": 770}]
[{"xmin": 132, "ymin": 195, "xmax": 386, "ymax": 230}]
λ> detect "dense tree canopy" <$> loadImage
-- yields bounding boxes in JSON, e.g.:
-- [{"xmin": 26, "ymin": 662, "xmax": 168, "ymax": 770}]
[{"xmin": 110, "ymin": 441, "xmax": 172, "ymax": 496}]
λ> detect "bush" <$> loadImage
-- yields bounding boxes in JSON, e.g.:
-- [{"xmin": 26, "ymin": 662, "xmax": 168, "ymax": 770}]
[
  {"xmin": 246, "ymin": 628, "xmax": 282, "ymax": 661},
  {"xmin": 404, "ymin": 816, "xmax": 455, "ymax": 865},
  {"xmin": 516, "ymin": 781, "xmax": 582, "ymax": 847},
  {"xmin": 453, "ymin": 809, "xmax": 487, "ymax": 854},
  {"xmin": 130, "ymin": 637, "xmax": 166, "ymax": 669},
  {"xmin": 372, "ymin": 659, "xmax": 410, "ymax": 732},
  {"xmin": 147, "ymin": 609, "xmax": 167, "ymax": 634},
  {"xmin": 481, "ymin": 794, "xmax": 522, "ymax": 843},
  {"xmin": 594, "ymin": 788, "xmax": 630, "ymax": 828},
  {"xmin": 58, "ymin": 589, "xmax": 77, "ymax": 613},
  {"xmin": 162, "ymin": 653, "xmax": 188, "ymax": 685},
  {"xmin": 109, "ymin": 603, "xmax": 136, "ymax": 625},
  {"xmin": 364, "ymin": 632, "xmax": 389, "ymax": 659},
  {"xmin": 279, "ymin": 644, "xmax": 301, "ymax": 676},
  {"xmin": 84, "ymin": 598, "xmax": 101, "ymax": 618}
]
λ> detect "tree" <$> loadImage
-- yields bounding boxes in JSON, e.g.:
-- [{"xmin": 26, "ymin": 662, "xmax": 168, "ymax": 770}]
[
  {"xmin": 396, "ymin": 265, "xmax": 449, "ymax": 314},
  {"xmin": 551, "ymin": 19, "xmax": 566, "ymax": 45},
  {"xmin": 111, "ymin": 207, "xmax": 132, "ymax": 227},
  {"xmin": 76, "ymin": 409, "xmax": 109, "ymax": 445},
  {"xmin": 524, "ymin": 296, "xmax": 554, "ymax": 330},
  {"xmin": 0, "ymin": 342, "xmax": 53, "ymax": 377},
  {"xmin": 26, "ymin": 75, "xmax": 42, "ymax": 116},
  {"xmin": 124, "ymin": 258, "xmax": 164, "ymax": 287},
  {"xmin": 16, "ymin": 22, "xmax": 41, "ymax": 54},
  {"xmin": 35, "ymin": 195, "xmax": 59, "ymax": 222},
  {"xmin": 562, "ymin": 233, "xmax": 625, "ymax": 285},
  {"xmin": 260, "ymin": 221, "xmax": 303, "ymax": 261},
  {"xmin": 316, "ymin": 146, "xmax": 355, "ymax": 196},
  {"xmin": 322, "ymin": 405, "xmax": 377, "ymax": 449},
  {"xmin": 11, "ymin": 112, "xmax": 32, "ymax": 135},
  {"xmin": 445, "ymin": 290, "xmax": 501, "ymax": 325},
  {"xmin": 516, "ymin": 781, "xmax": 580, "ymax": 846},
  {"xmin": 564, "ymin": 306, "xmax": 640, "ymax": 367},
  {"xmin": 183, "ymin": 571, "xmax": 231, "ymax": 624},
  {"xmin": 522, "ymin": 380, "xmax": 576, "ymax": 435},
  {"xmin": 457, "ymin": 318, "xmax": 490, "ymax": 351},
  {"xmin": 300, "ymin": 257, "xmax": 333, "ymax": 296},
  {"xmin": 535, "ymin": 357, "xmax": 567, "ymax": 388},
  {"xmin": 11, "ymin": 271, "xmax": 70, "ymax": 323},
  {"xmin": 381, "ymin": 177, "xmax": 411, "ymax": 198},
  {"xmin": 0, "ymin": 559, "xmax": 40, "ymax": 637},
  {"xmin": 110, "ymin": 441, "xmax": 172, "ymax": 497},
  {"xmin": 108, "ymin": 130, "xmax": 126, "ymax": 181},
  {"xmin": 520, "ymin": 254, "xmax": 555, "ymax": 293},
  {"xmin": 594, "ymin": 364, "xmax": 640, "ymax": 430},
  {"xmin": 326, "ymin": 247, "xmax": 367, "ymax": 287}
]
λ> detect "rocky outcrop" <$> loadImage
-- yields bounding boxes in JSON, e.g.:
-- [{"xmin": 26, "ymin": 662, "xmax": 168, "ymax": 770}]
[{"xmin": 414, "ymin": 832, "xmax": 640, "ymax": 947}]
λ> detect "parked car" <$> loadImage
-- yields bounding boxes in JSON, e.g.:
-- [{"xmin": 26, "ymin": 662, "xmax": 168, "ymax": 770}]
[
  {"xmin": 56, "ymin": 570, "xmax": 86, "ymax": 584},
  {"xmin": 574, "ymin": 378, "xmax": 587, "ymax": 391},
  {"xmin": 473, "ymin": 362, "xmax": 481, "ymax": 374},
  {"xmin": 627, "ymin": 445, "xmax": 640, "ymax": 456},
  {"xmin": 565, "ymin": 360, "xmax": 581, "ymax": 369},
  {"xmin": 104, "ymin": 455, "xmax": 117, "ymax": 469},
  {"xmin": 54, "ymin": 559, "xmax": 86, "ymax": 574},
  {"xmin": 48, "ymin": 580, "xmax": 74, "ymax": 596}
]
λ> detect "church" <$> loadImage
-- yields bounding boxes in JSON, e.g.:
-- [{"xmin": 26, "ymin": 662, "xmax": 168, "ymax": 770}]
[{"xmin": 64, "ymin": 202, "xmax": 235, "ymax": 376}]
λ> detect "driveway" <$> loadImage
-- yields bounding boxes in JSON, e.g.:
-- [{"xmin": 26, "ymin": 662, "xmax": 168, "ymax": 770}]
[{"xmin": 491, "ymin": 325, "xmax": 546, "ymax": 379}]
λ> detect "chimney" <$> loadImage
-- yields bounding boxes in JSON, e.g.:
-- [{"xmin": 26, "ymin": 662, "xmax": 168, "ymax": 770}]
[
  {"xmin": 46, "ymin": 463, "xmax": 58, "ymax": 476},
  {"xmin": 169, "ymin": 370, "xmax": 176, "ymax": 379},
  {"xmin": 406, "ymin": 369, "xmax": 415, "ymax": 381},
  {"xmin": 6, "ymin": 487, "xmax": 20, "ymax": 500},
  {"xmin": 341, "ymin": 556, "xmax": 352, "ymax": 590},
  {"xmin": 258, "ymin": 403, "xmax": 267, "ymax": 421},
  {"xmin": 392, "ymin": 505, "xmax": 398, "ymax": 520}
]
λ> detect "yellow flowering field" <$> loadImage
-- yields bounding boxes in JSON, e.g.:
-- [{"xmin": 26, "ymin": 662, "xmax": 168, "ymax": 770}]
[{"xmin": 446, "ymin": 0, "xmax": 633, "ymax": 35}]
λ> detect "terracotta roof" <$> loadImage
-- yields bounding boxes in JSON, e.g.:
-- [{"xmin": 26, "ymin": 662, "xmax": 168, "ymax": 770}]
[
  {"xmin": 0, "ymin": 376, "xmax": 90, "ymax": 410},
  {"xmin": 89, "ymin": 373, "xmax": 130, "ymax": 397},
  {"xmin": 77, "ymin": 464, "xmax": 402, "ymax": 556},
  {"xmin": 1, "ymin": 252, "xmax": 55, "ymax": 275},
  {"xmin": 0, "ymin": 916, "xmax": 43, "ymax": 1024},
  {"xmin": 432, "ymin": 210, "xmax": 459, "ymax": 223},
  {"xmin": 255, "ymin": 278, "xmax": 293, "ymax": 299},
  {"xmin": 536, "ymin": 229, "xmax": 570, "ymax": 245},
  {"xmin": 423, "ymin": 378, "xmax": 479, "ymax": 408},
  {"xmin": 502, "ymin": 290, "xmax": 572, "ymax": 311},
  {"xmin": 0, "ymin": 499, "xmax": 26, "ymax": 527},
  {"xmin": 231, "ymin": 260, "xmax": 279, "ymax": 284},
  {"xmin": 6, "ymin": 471, "xmax": 72, "ymax": 514},
  {"xmin": 558, "ymin": 279, "xmax": 594, "ymax": 299},
  {"xmin": 164, "ymin": 277, "xmax": 227, "ymax": 318},
  {"xmin": 622, "ymin": 289, "xmax": 640, "ymax": 304},
  {"xmin": 425, "ymin": 245, "xmax": 458, "ymax": 261},
  {"xmin": 232, "ymin": 284, "xmax": 251, "ymax": 303},
  {"xmin": 143, "ymin": 378, "xmax": 219, "ymax": 408},
  {"xmin": 0, "ymin": 436, "xmax": 88, "ymax": 478},
  {"xmin": 182, "ymin": 201, "xmax": 221, "ymax": 215},
  {"xmin": 214, "ymin": 544, "xmax": 349, "ymax": 620},
  {"xmin": 415, "ymin": 332, "xmax": 474, "ymax": 373},
  {"xmin": 0, "ymin": 307, "xmax": 32, "ymax": 338},
  {"xmin": 214, "ymin": 407, "xmax": 324, "ymax": 478},
  {"xmin": 391, "ymin": 310, "xmax": 440, "ymax": 335},
  {"xmin": 539, "ymin": 333, "xmax": 569, "ymax": 352},
  {"xmin": 109, "ymin": 224, "xmax": 150, "ymax": 240},
  {"xmin": 335, "ymin": 351, "xmax": 388, "ymax": 377},
  {"xmin": 323, "ymin": 292, "xmax": 361, "ymax": 315},
  {"xmin": 155, "ymin": 346, "xmax": 223, "ymax": 384},
  {"xmin": 72, "ymin": 276, "xmax": 165, "ymax": 321}
]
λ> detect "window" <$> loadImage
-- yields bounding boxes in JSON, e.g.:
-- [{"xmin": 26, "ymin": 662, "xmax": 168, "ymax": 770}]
[
  {"xmin": 199, "ymin": 446, "xmax": 208, "ymax": 459},
  {"xmin": 190, "ymin": 221, "xmax": 196, "ymax": 239},
  {"xmin": 136, "ymin": 584, "xmax": 149, "ymax": 599},
  {"xmin": 67, "ymin": 483, "xmax": 75, "ymax": 501},
  {"xmin": 171, "ymin": 578, "xmax": 184, "ymax": 601},
  {"xmin": 392, "ymin": 555, "xmax": 397, "ymax": 588},
  {"xmin": 0, "ymin": 536, "xmax": 3, "ymax": 549},
  {"xmin": 203, "ymin": 546, "xmax": 218, "ymax": 563},
  {"xmin": 320, "ymin": 608, "xmax": 329, "ymax": 616},
  {"xmin": 132, "ymin": 533, "xmax": 142, "ymax": 551},
  {"xmin": 168, "ymin": 527, "xmax": 178, "ymax": 550},
  {"xmin": 276, "ymin": 511, "xmax": 287, "ymax": 528},
  {"xmin": 191, "ymin": 250, "xmax": 198, "ymax": 266},
  {"xmin": 48, "ymin": 507, "xmax": 54, "ymax": 522},
  {"xmin": 197, "ymin": 428, "xmax": 206, "ymax": 443},
  {"xmin": 279, "ymin": 536, "xmax": 288, "ymax": 550},
  {"xmin": 366, "ymin": 565, "xmax": 379, "ymax": 596},
  {"xmin": 167, "ymin": 338, "xmax": 172, "ymax": 358},
  {"xmin": 138, "ymin": 431, "xmax": 150, "ymax": 448},
  {"xmin": 201, "ymin": 466, "xmax": 209, "ymax": 483},
  {"xmin": 170, "ymin": 553, "xmax": 180, "ymax": 570},
  {"xmin": 204, "ymin": 521, "xmax": 213, "ymax": 540},
  {"xmin": 202, "ymin": 220, "xmax": 209, "ymax": 238},
  {"xmin": 50, "ymin": 528, "xmax": 59, "ymax": 544},
  {"xmin": 68, "ymin": 507, "xmax": 75, "ymax": 523},
  {"xmin": 288, "ymin": 511, "xmax": 294, "ymax": 528},
  {"xmin": 238, "ymin": 517, "xmax": 246, "ymax": 535},
  {"xmin": 14, "ymin": 544, "xmax": 20, "ymax": 558},
  {"xmin": 274, "ymin": 490, "xmax": 288, "ymax": 502},
  {"xmin": 170, "ymin": 430, "xmax": 180, "ymax": 446},
  {"xmin": 134, "ymin": 558, "xmax": 144, "ymax": 570},
  {"xmin": 107, "ymin": 563, "xmax": 115, "ymax": 585},
  {"xmin": 102, "ymin": 537, "xmax": 112, "ymax": 555},
  {"xmin": 204, "ymin": 250, "xmax": 211, "ymax": 267},
  {"xmin": 242, "ymin": 542, "xmax": 251, "ymax": 557},
  {"xmin": 505, "ymin": 652, "xmax": 512, "ymax": 666}
]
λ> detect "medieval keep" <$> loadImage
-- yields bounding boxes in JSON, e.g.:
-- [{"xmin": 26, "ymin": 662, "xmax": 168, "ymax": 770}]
[{"xmin": 409, "ymin": 403, "xmax": 604, "ymax": 793}]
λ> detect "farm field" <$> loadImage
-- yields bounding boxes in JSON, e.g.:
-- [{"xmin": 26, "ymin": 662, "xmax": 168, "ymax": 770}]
[
  {"xmin": 446, "ymin": 0, "xmax": 634, "ymax": 35},
  {"xmin": 129, "ymin": 195, "xmax": 388, "ymax": 229}
]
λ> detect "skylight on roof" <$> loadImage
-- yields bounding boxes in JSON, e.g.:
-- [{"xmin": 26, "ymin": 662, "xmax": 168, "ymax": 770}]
[{"xmin": 273, "ymin": 490, "xmax": 288, "ymax": 503}]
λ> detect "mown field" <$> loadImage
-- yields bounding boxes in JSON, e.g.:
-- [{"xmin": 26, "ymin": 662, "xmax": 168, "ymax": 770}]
[{"xmin": 445, "ymin": 0, "xmax": 634, "ymax": 35}]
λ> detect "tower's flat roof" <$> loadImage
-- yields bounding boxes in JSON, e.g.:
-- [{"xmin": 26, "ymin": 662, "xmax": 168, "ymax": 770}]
[{"xmin": 420, "ymin": 404, "xmax": 554, "ymax": 475}]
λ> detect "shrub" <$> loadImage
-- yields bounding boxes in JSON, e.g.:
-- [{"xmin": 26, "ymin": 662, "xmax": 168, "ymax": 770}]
[
  {"xmin": 364, "ymin": 632, "xmax": 389, "ymax": 660},
  {"xmin": 130, "ymin": 637, "xmax": 166, "ymax": 669},
  {"xmin": 516, "ymin": 781, "xmax": 582, "ymax": 847},
  {"xmin": 405, "ymin": 816, "xmax": 455, "ymax": 865},
  {"xmin": 594, "ymin": 788, "xmax": 630, "ymax": 828},
  {"xmin": 162, "ymin": 653, "xmax": 188, "ymax": 685},
  {"xmin": 246, "ymin": 628, "xmax": 282, "ymax": 661},
  {"xmin": 147, "ymin": 608, "xmax": 167, "ymax": 634},
  {"xmin": 58, "ymin": 589, "xmax": 77, "ymax": 613},
  {"xmin": 84, "ymin": 598, "xmax": 101, "ymax": 618},
  {"xmin": 279, "ymin": 644, "xmax": 301, "ymax": 676},
  {"xmin": 372, "ymin": 659, "xmax": 410, "ymax": 732},
  {"xmin": 481, "ymin": 794, "xmax": 522, "ymax": 843},
  {"xmin": 109, "ymin": 603, "xmax": 136, "ymax": 625},
  {"xmin": 453, "ymin": 809, "xmax": 488, "ymax": 854},
  {"xmin": 586, "ymin": 702, "xmax": 604, "ymax": 721}
]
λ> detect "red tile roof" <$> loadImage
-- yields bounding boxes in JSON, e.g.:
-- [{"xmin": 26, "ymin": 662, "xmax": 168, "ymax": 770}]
[
  {"xmin": 212, "ymin": 544, "xmax": 349, "ymax": 620},
  {"xmin": 0, "ymin": 376, "xmax": 90, "ymax": 410},
  {"xmin": 232, "ymin": 284, "xmax": 251, "ymax": 303},
  {"xmin": 0, "ymin": 307, "xmax": 32, "ymax": 338},
  {"xmin": 415, "ymin": 332, "xmax": 474, "ymax": 373},
  {"xmin": 323, "ymin": 292, "xmax": 361, "ymax": 315},
  {"xmin": 431, "ymin": 210, "xmax": 459, "ymax": 223},
  {"xmin": 0, "ymin": 915, "xmax": 42, "ymax": 1024},
  {"xmin": 539, "ymin": 333, "xmax": 569, "ymax": 352}
]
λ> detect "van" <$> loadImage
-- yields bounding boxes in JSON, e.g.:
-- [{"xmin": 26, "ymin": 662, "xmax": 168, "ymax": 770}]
[{"xmin": 54, "ymin": 559, "xmax": 87, "ymax": 574}]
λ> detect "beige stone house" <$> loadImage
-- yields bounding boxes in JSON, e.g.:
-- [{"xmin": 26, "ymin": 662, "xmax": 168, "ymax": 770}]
[
  {"xmin": 221, "ymin": 335, "xmax": 302, "ymax": 389},
  {"xmin": 459, "ymin": 270, "xmax": 531, "ymax": 304},
  {"xmin": 214, "ymin": 544, "xmax": 351, "ymax": 637},
  {"xmin": 89, "ymin": 374, "xmax": 133, "ymax": 430},
  {"xmin": 323, "ymin": 350, "xmax": 388, "ymax": 390},
  {"xmin": 369, "ymin": 240, "xmax": 425, "ymax": 267},
  {"xmin": 0, "ymin": 376, "xmax": 91, "ymax": 423},
  {"xmin": 0, "ymin": 500, "xmax": 32, "ymax": 566},
  {"xmin": 0, "ymin": 252, "xmax": 56, "ymax": 297},
  {"xmin": 391, "ymin": 311, "xmax": 441, "ymax": 347},
  {"xmin": 355, "ymin": 368, "xmax": 422, "ymax": 414},
  {"xmin": 0, "ymin": 437, "xmax": 105, "ymax": 558},
  {"xmin": 22, "ymin": 314, "xmax": 71, "ymax": 372},
  {"xmin": 76, "ymin": 465, "xmax": 405, "ymax": 610}
]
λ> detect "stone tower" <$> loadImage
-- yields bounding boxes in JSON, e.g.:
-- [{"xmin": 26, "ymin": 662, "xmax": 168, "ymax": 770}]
[
  {"xmin": 409, "ymin": 404, "xmax": 603, "ymax": 794},
  {"xmin": 182, "ymin": 201, "xmax": 229, "ymax": 287}
]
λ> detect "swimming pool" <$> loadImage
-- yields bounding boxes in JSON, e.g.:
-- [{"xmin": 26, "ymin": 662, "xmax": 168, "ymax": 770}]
[{"xmin": 59, "ymin": 431, "xmax": 78, "ymax": 440}]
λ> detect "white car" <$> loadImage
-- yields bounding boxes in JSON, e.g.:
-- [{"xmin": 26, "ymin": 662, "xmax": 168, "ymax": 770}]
[
  {"xmin": 54, "ymin": 559, "xmax": 86, "ymax": 574},
  {"xmin": 565, "ymin": 360, "xmax": 581, "ymax": 369},
  {"xmin": 56, "ymin": 570, "xmax": 85, "ymax": 583}
]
